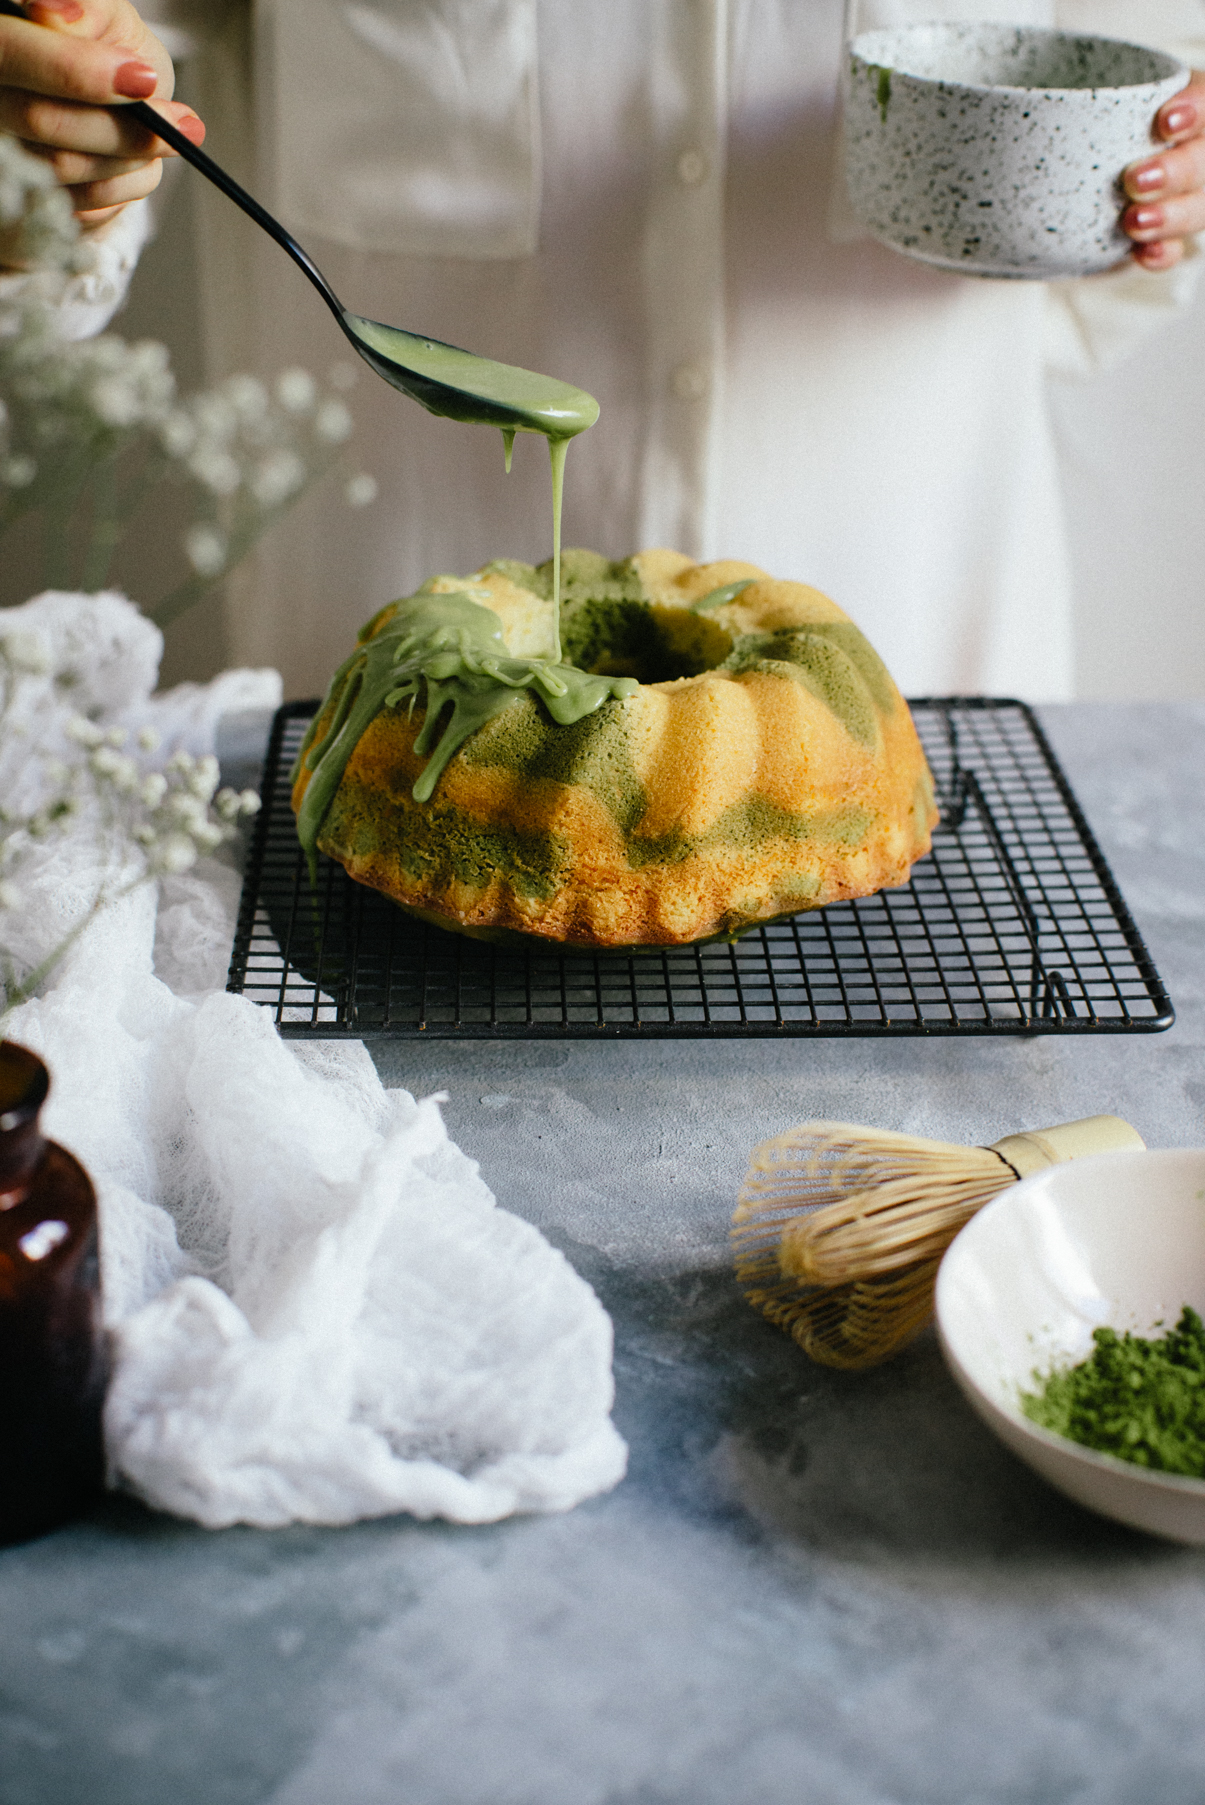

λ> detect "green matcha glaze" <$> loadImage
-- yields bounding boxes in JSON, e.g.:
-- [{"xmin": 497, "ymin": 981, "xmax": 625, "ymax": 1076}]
[
  {"xmin": 343, "ymin": 320, "xmax": 599, "ymax": 440},
  {"xmin": 691, "ymin": 579, "xmax": 754, "ymax": 613},
  {"xmin": 872, "ymin": 63, "xmax": 892, "ymax": 123},
  {"xmin": 293, "ymin": 590, "xmax": 636, "ymax": 870},
  {"xmin": 342, "ymin": 320, "xmax": 599, "ymax": 646}
]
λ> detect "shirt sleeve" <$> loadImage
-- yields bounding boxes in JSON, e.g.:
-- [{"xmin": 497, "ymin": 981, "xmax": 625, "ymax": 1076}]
[
  {"xmin": 0, "ymin": 197, "xmax": 153, "ymax": 342},
  {"xmin": 1045, "ymin": 2, "xmax": 1205, "ymax": 375},
  {"xmin": 1044, "ymin": 242, "xmax": 1203, "ymax": 377}
]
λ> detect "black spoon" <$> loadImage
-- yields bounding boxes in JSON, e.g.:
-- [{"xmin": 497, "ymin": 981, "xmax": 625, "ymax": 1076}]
[{"xmin": 0, "ymin": 0, "xmax": 597, "ymax": 445}]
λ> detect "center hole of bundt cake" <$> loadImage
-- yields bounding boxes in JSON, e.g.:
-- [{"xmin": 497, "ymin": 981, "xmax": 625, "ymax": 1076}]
[{"xmin": 559, "ymin": 600, "xmax": 734, "ymax": 684}]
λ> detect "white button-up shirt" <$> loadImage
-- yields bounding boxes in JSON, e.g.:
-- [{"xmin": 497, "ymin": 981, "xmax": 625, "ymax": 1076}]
[{"xmin": 146, "ymin": 0, "xmax": 1205, "ymax": 699}]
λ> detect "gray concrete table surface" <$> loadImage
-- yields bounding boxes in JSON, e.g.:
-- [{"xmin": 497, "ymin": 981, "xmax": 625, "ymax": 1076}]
[{"xmin": 1, "ymin": 702, "xmax": 1203, "ymax": 1805}]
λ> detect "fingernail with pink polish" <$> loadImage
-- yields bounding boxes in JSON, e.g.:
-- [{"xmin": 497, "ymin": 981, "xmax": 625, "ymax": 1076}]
[
  {"xmin": 31, "ymin": 1, "xmax": 86, "ymax": 19},
  {"xmin": 1130, "ymin": 206, "xmax": 1163, "ymax": 232},
  {"xmin": 1163, "ymin": 104, "xmax": 1196, "ymax": 134},
  {"xmin": 114, "ymin": 62, "xmax": 159, "ymax": 100},
  {"xmin": 1129, "ymin": 163, "xmax": 1165, "ymax": 194},
  {"xmin": 176, "ymin": 113, "xmax": 206, "ymax": 145}
]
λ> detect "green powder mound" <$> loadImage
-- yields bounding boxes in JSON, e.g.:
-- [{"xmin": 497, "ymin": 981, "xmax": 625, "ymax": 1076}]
[{"xmin": 1021, "ymin": 1306, "xmax": 1205, "ymax": 1478}]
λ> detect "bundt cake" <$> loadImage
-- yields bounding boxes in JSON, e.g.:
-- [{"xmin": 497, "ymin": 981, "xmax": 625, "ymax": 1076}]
[{"xmin": 291, "ymin": 549, "xmax": 938, "ymax": 948}]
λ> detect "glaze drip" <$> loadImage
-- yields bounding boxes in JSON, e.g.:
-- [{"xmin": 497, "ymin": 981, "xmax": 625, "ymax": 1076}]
[
  {"xmin": 294, "ymin": 591, "xmax": 637, "ymax": 868},
  {"xmin": 691, "ymin": 579, "xmax": 754, "ymax": 614}
]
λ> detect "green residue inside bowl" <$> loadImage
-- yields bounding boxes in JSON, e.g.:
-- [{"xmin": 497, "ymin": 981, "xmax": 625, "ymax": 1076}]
[
  {"xmin": 1021, "ymin": 1306, "xmax": 1205, "ymax": 1477},
  {"xmin": 872, "ymin": 63, "xmax": 892, "ymax": 122}
]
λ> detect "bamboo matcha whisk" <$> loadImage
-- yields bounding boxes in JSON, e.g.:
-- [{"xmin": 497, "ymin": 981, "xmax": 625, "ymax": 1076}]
[{"xmin": 732, "ymin": 1116, "xmax": 1145, "ymax": 1371}]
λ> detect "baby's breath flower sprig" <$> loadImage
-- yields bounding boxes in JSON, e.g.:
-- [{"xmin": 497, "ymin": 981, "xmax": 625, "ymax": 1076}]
[
  {"xmin": 0, "ymin": 135, "xmax": 376, "ymax": 621},
  {"xmin": 0, "ymin": 132, "xmax": 93, "ymax": 279},
  {"xmin": 0, "ymin": 638, "xmax": 260, "ymax": 1022}
]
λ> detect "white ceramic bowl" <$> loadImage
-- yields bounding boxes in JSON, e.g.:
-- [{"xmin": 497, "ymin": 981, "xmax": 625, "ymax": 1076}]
[
  {"xmin": 936, "ymin": 1149, "xmax": 1205, "ymax": 1543},
  {"xmin": 845, "ymin": 24, "xmax": 1188, "ymax": 278}
]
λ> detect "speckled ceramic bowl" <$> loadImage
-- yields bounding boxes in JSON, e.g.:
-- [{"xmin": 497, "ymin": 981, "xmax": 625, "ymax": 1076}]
[
  {"xmin": 845, "ymin": 24, "xmax": 1188, "ymax": 278},
  {"xmin": 936, "ymin": 1149, "xmax": 1205, "ymax": 1543}
]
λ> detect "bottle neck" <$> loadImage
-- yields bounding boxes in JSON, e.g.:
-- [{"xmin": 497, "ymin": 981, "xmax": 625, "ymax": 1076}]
[{"xmin": 0, "ymin": 1042, "xmax": 50, "ymax": 1203}]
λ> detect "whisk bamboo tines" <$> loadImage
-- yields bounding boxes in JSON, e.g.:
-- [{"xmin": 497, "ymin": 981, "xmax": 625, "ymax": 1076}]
[{"xmin": 732, "ymin": 1116, "xmax": 1144, "ymax": 1371}]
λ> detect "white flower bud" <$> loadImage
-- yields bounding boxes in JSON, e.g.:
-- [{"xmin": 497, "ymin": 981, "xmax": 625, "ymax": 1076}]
[
  {"xmin": 225, "ymin": 374, "xmax": 269, "ymax": 420},
  {"xmin": 0, "ymin": 880, "xmax": 22, "ymax": 910},
  {"xmin": 276, "ymin": 368, "xmax": 317, "ymax": 414},
  {"xmin": 66, "ymin": 717, "xmax": 104, "ymax": 747},
  {"xmin": 194, "ymin": 394, "xmax": 239, "ymax": 440},
  {"xmin": 189, "ymin": 754, "xmax": 220, "ymax": 801},
  {"xmin": 345, "ymin": 473, "xmax": 378, "ymax": 509},
  {"xmin": 153, "ymin": 834, "xmax": 198, "ymax": 875},
  {"xmin": 239, "ymin": 791, "xmax": 262, "ymax": 816},
  {"xmin": 137, "ymin": 727, "xmax": 161, "ymax": 752},
  {"xmin": 2, "ymin": 456, "xmax": 36, "ymax": 489},
  {"xmin": 140, "ymin": 772, "xmax": 168, "ymax": 807},
  {"xmin": 187, "ymin": 452, "xmax": 241, "ymax": 499},
  {"xmin": 168, "ymin": 792, "xmax": 208, "ymax": 828},
  {"xmin": 184, "ymin": 523, "xmax": 229, "ymax": 575},
  {"xmin": 251, "ymin": 450, "xmax": 306, "ymax": 508},
  {"xmin": 0, "ymin": 629, "xmax": 51, "ymax": 674},
  {"xmin": 89, "ymin": 376, "xmax": 143, "ymax": 428},
  {"xmin": 161, "ymin": 413, "xmax": 197, "ymax": 458},
  {"xmin": 314, "ymin": 399, "xmax": 353, "ymax": 444}
]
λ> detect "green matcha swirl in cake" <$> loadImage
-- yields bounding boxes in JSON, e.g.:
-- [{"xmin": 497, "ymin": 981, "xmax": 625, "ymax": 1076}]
[
  {"xmin": 292, "ymin": 549, "xmax": 938, "ymax": 949},
  {"xmin": 293, "ymin": 584, "xmax": 638, "ymax": 873}
]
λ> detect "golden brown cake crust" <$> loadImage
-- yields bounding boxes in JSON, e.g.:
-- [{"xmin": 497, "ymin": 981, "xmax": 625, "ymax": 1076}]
[{"xmin": 292, "ymin": 553, "xmax": 939, "ymax": 948}]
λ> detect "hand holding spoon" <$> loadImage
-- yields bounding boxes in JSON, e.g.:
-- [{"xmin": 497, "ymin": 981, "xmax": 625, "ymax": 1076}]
[
  {"xmin": 0, "ymin": 0, "xmax": 595, "ymax": 442},
  {"xmin": 0, "ymin": 0, "xmax": 595, "ymax": 646}
]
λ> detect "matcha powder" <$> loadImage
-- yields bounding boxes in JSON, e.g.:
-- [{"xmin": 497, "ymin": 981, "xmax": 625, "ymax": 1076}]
[{"xmin": 1022, "ymin": 1307, "xmax": 1205, "ymax": 1477}]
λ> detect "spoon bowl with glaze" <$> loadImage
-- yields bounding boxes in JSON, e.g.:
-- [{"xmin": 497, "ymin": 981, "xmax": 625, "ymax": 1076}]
[{"xmin": 118, "ymin": 101, "xmax": 598, "ymax": 447}]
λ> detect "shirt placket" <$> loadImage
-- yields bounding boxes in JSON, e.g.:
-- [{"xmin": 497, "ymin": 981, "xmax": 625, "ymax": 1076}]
[{"xmin": 637, "ymin": 0, "xmax": 728, "ymax": 560}]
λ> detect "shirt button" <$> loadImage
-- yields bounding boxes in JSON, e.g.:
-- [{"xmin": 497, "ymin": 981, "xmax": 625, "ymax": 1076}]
[
  {"xmin": 676, "ymin": 148, "xmax": 708, "ymax": 186},
  {"xmin": 671, "ymin": 363, "xmax": 708, "ymax": 401}
]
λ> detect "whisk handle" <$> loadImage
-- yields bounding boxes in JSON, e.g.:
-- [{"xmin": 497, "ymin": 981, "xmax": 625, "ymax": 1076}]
[{"xmin": 989, "ymin": 1115, "xmax": 1145, "ymax": 1180}]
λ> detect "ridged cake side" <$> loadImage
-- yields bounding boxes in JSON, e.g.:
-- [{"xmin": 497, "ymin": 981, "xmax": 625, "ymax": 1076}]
[{"xmin": 292, "ymin": 551, "xmax": 938, "ymax": 948}]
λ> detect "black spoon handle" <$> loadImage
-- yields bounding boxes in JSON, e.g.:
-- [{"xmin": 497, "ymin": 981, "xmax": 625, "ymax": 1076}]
[
  {"xmin": 122, "ymin": 99, "xmax": 345, "ymax": 326},
  {"xmin": 0, "ymin": 0, "xmax": 344, "ymax": 327}
]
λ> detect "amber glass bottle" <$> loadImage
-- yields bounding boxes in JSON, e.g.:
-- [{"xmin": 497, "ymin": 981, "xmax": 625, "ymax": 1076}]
[{"xmin": 0, "ymin": 1041, "xmax": 107, "ymax": 1543}]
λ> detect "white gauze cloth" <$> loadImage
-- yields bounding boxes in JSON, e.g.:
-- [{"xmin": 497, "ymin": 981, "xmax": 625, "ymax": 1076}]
[{"xmin": 2, "ymin": 591, "xmax": 627, "ymax": 1529}]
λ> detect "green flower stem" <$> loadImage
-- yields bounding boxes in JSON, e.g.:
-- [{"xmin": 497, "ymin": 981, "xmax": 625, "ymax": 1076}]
[
  {"xmin": 0, "ymin": 876, "xmax": 141, "ymax": 1026},
  {"xmin": 81, "ymin": 457, "xmax": 121, "ymax": 592}
]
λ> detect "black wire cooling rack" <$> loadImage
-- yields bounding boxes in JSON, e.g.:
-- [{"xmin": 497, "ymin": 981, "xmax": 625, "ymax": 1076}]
[{"xmin": 226, "ymin": 698, "xmax": 1173, "ymax": 1040}]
